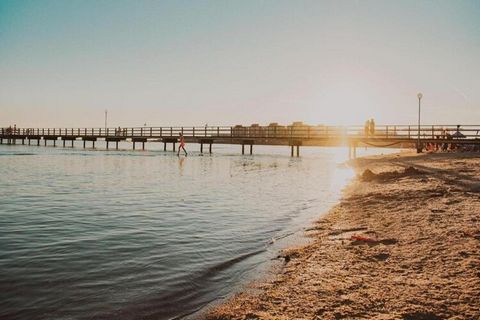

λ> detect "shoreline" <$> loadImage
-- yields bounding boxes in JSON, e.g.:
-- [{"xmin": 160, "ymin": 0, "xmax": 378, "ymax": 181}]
[{"xmin": 204, "ymin": 151, "xmax": 480, "ymax": 319}]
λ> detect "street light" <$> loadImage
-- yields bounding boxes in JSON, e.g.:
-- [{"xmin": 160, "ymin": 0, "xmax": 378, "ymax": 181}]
[
  {"xmin": 417, "ymin": 93, "xmax": 423, "ymax": 153},
  {"xmin": 105, "ymin": 110, "xmax": 108, "ymax": 130}
]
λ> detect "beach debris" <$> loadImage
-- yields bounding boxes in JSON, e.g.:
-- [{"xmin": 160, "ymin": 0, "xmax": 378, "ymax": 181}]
[
  {"xmin": 379, "ymin": 238, "xmax": 398, "ymax": 245},
  {"xmin": 276, "ymin": 249, "xmax": 301, "ymax": 264},
  {"xmin": 349, "ymin": 234, "xmax": 398, "ymax": 246},
  {"xmin": 361, "ymin": 169, "xmax": 377, "ymax": 181},
  {"xmin": 328, "ymin": 226, "xmax": 368, "ymax": 236},
  {"xmin": 361, "ymin": 166, "xmax": 424, "ymax": 182},
  {"xmin": 350, "ymin": 234, "xmax": 376, "ymax": 243},
  {"xmin": 404, "ymin": 166, "xmax": 422, "ymax": 175},
  {"xmin": 373, "ymin": 252, "xmax": 390, "ymax": 261}
]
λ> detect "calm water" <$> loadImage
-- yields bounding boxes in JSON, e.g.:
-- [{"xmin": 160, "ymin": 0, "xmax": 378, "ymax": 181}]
[{"xmin": 0, "ymin": 142, "xmax": 376, "ymax": 320}]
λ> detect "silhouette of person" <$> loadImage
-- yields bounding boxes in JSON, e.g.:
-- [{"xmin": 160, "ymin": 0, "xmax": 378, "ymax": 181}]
[{"xmin": 177, "ymin": 133, "xmax": 187, "ymax": 156}]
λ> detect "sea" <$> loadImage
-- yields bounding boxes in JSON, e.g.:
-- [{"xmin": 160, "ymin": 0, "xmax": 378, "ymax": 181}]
[{"xmin": 0, "ymin": 142, "xmax": 391, "ymax": 319}]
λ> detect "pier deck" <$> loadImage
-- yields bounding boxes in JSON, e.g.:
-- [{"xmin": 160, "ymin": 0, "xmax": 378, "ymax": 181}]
[{"xmin": 1, "ymin": 125, "xmax": 479, "ymax": 157}]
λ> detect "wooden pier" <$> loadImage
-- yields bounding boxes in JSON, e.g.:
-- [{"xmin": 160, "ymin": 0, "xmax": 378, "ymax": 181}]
[{"xmin": 1, "ymin": 124, "xmax": 479, "ymax": 157}]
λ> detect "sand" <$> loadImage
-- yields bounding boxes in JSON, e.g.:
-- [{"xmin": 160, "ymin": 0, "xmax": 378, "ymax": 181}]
[{"xmin": 204, "ymin": 151, "xmax": 480, "ymax": 320}]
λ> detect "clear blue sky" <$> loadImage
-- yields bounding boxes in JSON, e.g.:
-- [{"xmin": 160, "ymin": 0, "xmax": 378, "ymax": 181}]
[{"xmin": 1, "ymin": 0, "xmax": 479, "ymax": 127}]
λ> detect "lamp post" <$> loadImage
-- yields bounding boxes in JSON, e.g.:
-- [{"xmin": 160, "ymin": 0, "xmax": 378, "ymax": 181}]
[
  {"xmin": 417, "ymin": 93, "xmax": 423, "ymax": 153},
  {"xmin": 104, "ymin": 110, "xmax": 108, "ymax": 130}
]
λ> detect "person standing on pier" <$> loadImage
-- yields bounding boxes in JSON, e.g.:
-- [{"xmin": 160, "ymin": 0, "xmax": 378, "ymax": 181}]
[
  {"xmin": 364, "ymin": 120, "xmax": 370, "ymax": 137},
  {"xmin": 177, "ymin": 133, "xmax": 187, "ymax": 156},
  {"xmin": 369, "ymin": 119, "xmax": 375, "ymax": 136}
]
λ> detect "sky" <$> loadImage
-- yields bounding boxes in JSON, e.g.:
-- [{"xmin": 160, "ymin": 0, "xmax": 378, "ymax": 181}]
[{"xmin": 1, "ymin": 0, "xmax": 479, "ymax": 128}]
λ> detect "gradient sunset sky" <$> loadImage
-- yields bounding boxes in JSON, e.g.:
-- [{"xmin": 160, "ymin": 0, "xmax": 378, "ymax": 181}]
[{"xmin": 1, "ymin": 0, "xmax": 479, "ymax": 127}]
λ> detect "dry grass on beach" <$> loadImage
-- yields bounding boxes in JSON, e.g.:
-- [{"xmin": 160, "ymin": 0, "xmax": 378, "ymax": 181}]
[{"xmin": 205, "ymin": 152, "xmax": 480, "ymax": 320}]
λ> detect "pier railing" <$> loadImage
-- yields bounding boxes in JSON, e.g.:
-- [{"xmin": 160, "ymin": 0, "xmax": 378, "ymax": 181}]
[{"xmin": 2, "ymin": 125, "xmax": 480, "ymax": 140}]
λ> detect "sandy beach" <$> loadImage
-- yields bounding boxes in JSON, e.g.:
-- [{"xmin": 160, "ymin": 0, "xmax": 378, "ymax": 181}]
[{"xmin": 205, "ymin": 152, "xmax": 480, "ymax": 319}]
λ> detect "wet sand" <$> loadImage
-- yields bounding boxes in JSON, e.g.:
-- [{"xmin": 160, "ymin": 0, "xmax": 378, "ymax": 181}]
[{"xmin": 205, "ymin": 151, "xmax": 480, "ymax": 319}]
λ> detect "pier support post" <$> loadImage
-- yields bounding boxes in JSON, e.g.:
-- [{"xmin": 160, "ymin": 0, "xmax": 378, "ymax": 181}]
[
  {"xmin": 173, "ymin": 142, "xmax": 176, "ymax": 152},
  {"xmin": 164, "ymin": 142, "xmax": 167, "ymax": 151},
  {"xmin": 106, "ymin": 141, "xmax": 109, "ymax": 150},
  {"xmin": 242, "ymin": 144, "xmax": 245, "ymax": 155},
  {"xmin": 296, "ymin": 145, "xmax": 300, "ymax": 157},
  {"xmin": 37, "ymin": 139, "xmax": 40, "ymax": 146},
  {"xmin": 83, "ymin": 140, "xmax": 86, "ymax": 148},
  {"xmin": 71, "ymin": 140, "xmax": 74, "ymax": 148},
  {"xmin": 44, "ymin": 139, "xmax": 47, "ymax": 146},
  {"xmin": 22, "ymin": 139, "xmax": 25, "ymax": 145},
  {"xmin": 291, "ymin": 145, "xmax": 294, "ymax": 157},
  {"xmin": 92, "ymin": 141, "xmax": 95, "ymax": 149},
  {"xmin": 209, "ymin": 143, "xmax": 212, "ymax": 154},
  {"xmin": 28, "ymin": 139, "xmax": 30, "ymax": 146},
  {"xmin": 133, "ymin": 142, "xmax": 135, "ymax": 150},
  {"xmin": 63, "ymin": 140, "xmax": 66, "ymax": 147},
  {"xmin": 250, "ymin": 144, "xmax": 253, "ymax": 155},
  {"xmin": 53, "ymin": 139, "xmax": 56, "ymax": 147},
  {"xmin": 200, "ymin": 143, "xmax": 203, "ymax": 153},
  {"xmin": 0, "ymin": 138, "xmax": 2, "ymax": 144},
  {"xmin": 142, "ymin": 142, "xmax": 145, "ymax": 150},
  {"xmin": 116, "ymin": 141, "xmax": 119, "ymax": 150},
  {"xmin": 348, "ymin": 143, "xmax": 357, "ymax": 159}
]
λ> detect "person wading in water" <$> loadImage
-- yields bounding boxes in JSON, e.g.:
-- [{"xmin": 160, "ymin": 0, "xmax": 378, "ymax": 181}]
[{"xmin": 177, "ymin": 133, "xmax": 187, "ymax": 156}]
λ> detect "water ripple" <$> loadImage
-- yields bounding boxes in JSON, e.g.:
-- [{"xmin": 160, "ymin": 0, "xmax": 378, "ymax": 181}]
[{"xmin": 0, "ymin": 145, "xmax": 356, "ymax": 320}]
